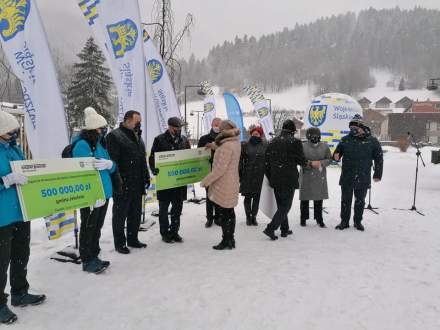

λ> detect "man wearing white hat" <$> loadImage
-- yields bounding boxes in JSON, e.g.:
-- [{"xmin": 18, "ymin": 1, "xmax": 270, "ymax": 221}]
[
  {"xmin": 0, "ymin": 111, "xmax": 46, "ymax": 324},
  {"xmin": 72, "ymin": 107, "xmax": 116, "ymax": 274}
]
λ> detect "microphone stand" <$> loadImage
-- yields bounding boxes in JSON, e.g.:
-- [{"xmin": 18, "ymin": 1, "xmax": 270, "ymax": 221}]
[
  {"xmin": 365, "ymin": 186, "xmax": 379, "ymax": 214},
  {"xmin": 395, "ymin": 133, "xmax": 425, "ymax": 216}
]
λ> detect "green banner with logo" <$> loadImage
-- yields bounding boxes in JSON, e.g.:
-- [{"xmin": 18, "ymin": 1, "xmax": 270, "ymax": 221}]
[
  {"xmin": 155, "ymin": 148, "xmax": 211, "ymax": 191},
  {"xmin": 11, "ymin": 158, "xmax": 106, "ymax": 221}
]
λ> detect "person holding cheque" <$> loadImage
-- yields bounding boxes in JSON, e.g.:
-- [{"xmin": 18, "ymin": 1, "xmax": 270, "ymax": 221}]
[
  {"xmin": 201, "ymin": 120, "xmax": 241, "ymax": 250},
  {"xmin": 0, "ymin": 111, "xmax": 46, "ymax": 325},
  {"xmin": 72, "ymin": 107, "xmax": 116, "ymax": 274}
]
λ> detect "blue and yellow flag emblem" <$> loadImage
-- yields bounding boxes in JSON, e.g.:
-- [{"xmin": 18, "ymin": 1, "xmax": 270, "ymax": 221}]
[
  {"xmin": 257, "ymin": 107, "xmax": 270, "ymax": 118},
  {"xmin": 78, "ymin": 0, "xmax": 100, "ymax": 26},
  {"xmin": 204, "ymin": 102, "xmax": 215, "ymax": 113},
  {"xmin": 107, "ymin": 19, "xmax": 138, "ymax": 59},
  {"xmin": 0, "ymin": 0, "xmax": 30, "ymax": 42},
  {"xmin": 308, "ymin": 105, "xmax": 327, "ymax": 127},
  {"xmin": 147, "ymin": 59, "xmax": 163, "ymax": 84}
]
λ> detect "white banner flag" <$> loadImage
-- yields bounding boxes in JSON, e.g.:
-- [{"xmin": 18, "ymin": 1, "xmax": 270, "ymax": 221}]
[
  {"xmin": 200, "ymin": 81, "xmax": 216, "ymax": 133},
  {"xmin": 143, "ymin": 30, "xmax": 181, "ymax": 134},
  {"xmin": 0, "ymin": 0, "xmax": 68, "ymax": 158},
  {"xmin": 77, "ymin": 0, "xmax": 146, "ymax": 135},
  {"xmin": 244, "ymin": 85, "xmax": 274, "ymax": 139}
]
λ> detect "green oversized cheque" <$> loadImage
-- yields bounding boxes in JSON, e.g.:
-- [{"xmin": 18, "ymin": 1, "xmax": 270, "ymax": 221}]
[
  {"xmin": 11, "ymin": 158, "xmax": 106, "ymax": 221},
  {"xmin": 155, "ymin": 148, "xmax": 211, "ymax": 191}
]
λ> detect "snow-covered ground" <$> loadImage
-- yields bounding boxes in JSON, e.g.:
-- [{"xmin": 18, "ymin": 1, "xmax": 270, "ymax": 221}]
[{"xmin": 8, "ymin": 146, "xmax": 440, "ymax": 329}]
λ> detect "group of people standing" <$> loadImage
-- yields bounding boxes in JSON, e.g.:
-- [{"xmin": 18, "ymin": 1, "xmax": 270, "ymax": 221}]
[
  {"xmin": 198, "ymin": 114, "xmax": 384, "ymax": 245},
  {"xmin": 0, "ymin": 106, "xmax": 383, "ymax": 324}
]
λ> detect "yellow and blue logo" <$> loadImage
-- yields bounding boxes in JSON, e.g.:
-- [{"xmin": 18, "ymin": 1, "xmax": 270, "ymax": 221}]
[
  {"xmin": 147, "ymin": 59, "xmax": 163, "ymax": 84},
  {"xmin": 309, "ymin": 105, "xmax": 328, "ymax": 127},
  {"xmin": 107, "ymin": 19, "xmax": 138, "ymax": 59},
  {"xmin": 204, "ymin": 103, "xmax": 215, "ymax": 113},
  {"xmin": 257, "ymin": 107, "xmax": 270, "ymax": 118},
  {"xmin": 143, "ymin": 29, "xmax": 150, "ymax": 42},
  {"xmin": 78, "ymin": 0, "xmax": 100, "ymax": 26},
  {"xmin": 0, "ymin": 0, "xmax": 30, "ymax": 42}
]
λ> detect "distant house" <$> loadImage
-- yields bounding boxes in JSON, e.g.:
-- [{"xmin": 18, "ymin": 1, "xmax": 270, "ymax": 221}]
[
  {"xmin": 388, "ymin": 113, "xmax": 440, "ymax": 144},
  {"xmin": 358, "ymin": 97, "xmax": 372, "ymax": 109},
  {"xmin": 375, "ymin": 97, "xmax": 393, "ymax": 109},
  {"xmin": 395, "ymin": 96, "xmax": 413, "ymax": 110},
  {"xmin": 409, "ymin": 101, "xmax": 440, "ymax": 113}
]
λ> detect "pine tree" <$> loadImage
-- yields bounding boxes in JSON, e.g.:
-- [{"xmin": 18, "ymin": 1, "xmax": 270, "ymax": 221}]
[
  {"xmin": 398, "ymin": 77, "xmax": 406, "ymax": 91},
  {"xmin": 66, "ymin": 37, "xmax": 113, "ymax": 132}
]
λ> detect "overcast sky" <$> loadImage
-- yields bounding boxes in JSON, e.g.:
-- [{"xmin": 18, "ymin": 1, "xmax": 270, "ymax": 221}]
[{"xmin": 36, "ymin": 0, "xmax": 440, "ymax": 62}]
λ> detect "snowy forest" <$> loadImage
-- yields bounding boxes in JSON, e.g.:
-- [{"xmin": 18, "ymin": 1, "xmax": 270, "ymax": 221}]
[{"xmin": 181, "ymin": 7, "xmax": 440, "ymax": 95}]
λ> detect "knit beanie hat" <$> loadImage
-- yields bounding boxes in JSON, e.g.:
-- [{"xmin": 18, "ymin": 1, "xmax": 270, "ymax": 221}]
[
  {"xmin": 0, "ymin": 111, "xmax": 20, "ymax": 136},
  {"xmin": 282, "ymin": 119, "xmax": 296, "ymax": 132},
  {"xmin": 84, "ymin": 107, "xmax": 108, "ymax": 130}
]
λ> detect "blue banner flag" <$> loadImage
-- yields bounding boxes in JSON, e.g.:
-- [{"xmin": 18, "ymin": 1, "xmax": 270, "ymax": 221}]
[{"xmin": 223, "ymin": 93, "xmax": 246, "ymax": 141}]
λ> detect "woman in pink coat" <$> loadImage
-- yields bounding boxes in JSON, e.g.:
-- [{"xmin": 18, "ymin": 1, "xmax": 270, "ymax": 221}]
[{"xmin": 201, "ymin": 120, "xmax": 241, "ymax": 250}]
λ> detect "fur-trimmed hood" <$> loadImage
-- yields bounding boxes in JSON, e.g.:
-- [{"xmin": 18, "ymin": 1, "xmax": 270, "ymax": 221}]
[{"xmin": 215, "ymin": 128, "xmax": 240, "ymax": 146}]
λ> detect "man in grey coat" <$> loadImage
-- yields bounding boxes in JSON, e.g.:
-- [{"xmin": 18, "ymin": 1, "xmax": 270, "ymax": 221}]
[{"xmin": 299, "ymin": 128, "xmax": 332, "ymax": 228}]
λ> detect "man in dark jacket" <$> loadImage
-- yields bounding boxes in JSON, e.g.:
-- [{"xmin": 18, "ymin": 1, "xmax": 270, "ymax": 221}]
[
  {"xmin": 149, "ymin": 117, "xmax": 191, "ymax": 243},
  {"xmin": 333, "ymin": 115, "xmax": 383, "ymax": 231},
  {"xmin": 197, "ymin": 117, "xmax": 221, "ymax": 227},
  {"xmin": 106, "ymin": 111, "xmax": 151, "ymax": 254},
  {"xmin": 263, "ymin": 120, "xmax": 308, "ymax": 240}
]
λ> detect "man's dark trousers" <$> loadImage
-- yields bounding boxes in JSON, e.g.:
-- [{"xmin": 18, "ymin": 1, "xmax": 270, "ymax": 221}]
[
  {"xmin": 340, "ymin": 182, "xmax": 369, "ymax": 225},
  {"xmin": 112, "ymin": 193, "xmax": 143, "ymax": 248},
  {"xmin": 266, "ymin": 188, "xmax": 295, "ymax": 233},
  {"xmin": 158, "ymin": 199, "xmax": 184, "ymax": 237}
]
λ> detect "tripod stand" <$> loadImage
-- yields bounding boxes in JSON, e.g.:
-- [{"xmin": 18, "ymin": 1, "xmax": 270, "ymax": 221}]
[
  {"xmin": 395, "ymin": 133, "xmax": 425, "ymax": 216},
  {"xmin": 365, "ymin": 188, "xmax": 379, "ymax": 214}
]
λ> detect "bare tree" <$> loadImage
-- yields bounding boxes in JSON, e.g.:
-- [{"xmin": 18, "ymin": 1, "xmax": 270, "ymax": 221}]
[{"xmin": 149, "ymin": 0, "xmax": 194, "ymax": 93}]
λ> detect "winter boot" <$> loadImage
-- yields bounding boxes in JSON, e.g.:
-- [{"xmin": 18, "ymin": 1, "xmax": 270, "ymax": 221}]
[
  {"xmin": 11, "ymin": 293, "xmax": 46, "ymax": 307},
  {"xmin": 205, "ymin": 218, "xmax": 213, "ymax": 228},
  {"xmin": 82, "ymin": 258, "xmax": 107, "ymax": 274},
  {"xmin": 97, "ymin": 258, "xmax": 111, "ymax": 268},
  {"xmin": 316, "ymin": 218, "xmax": 327, "ymax": 228},
  {"xmin": 300, "ymin": 216, "xmax": 307, "ymax": 227},
  {"xmin": 251, "ymin": 216, "xmax": 258, "ymax": 226},
  {"xmin": 0, "ymin": 305, "xmax": 17, "ymax": 324},
  {"xmin": 263, "ymin": 228, "xmax": 278, "ymax": 240},
  {"xmin": 246, "ymin": 216, "xmax": 252, "ymax": 226},
  {"xmin": 354, "ymin": 222, "xmax": 365, "ymax": 231},
  {"xmin": 335, "ymin": 222, "xmax": 350, "ymax": 230},
  {"xmin": 128, "ymin": 240, "xmax": 147, "ymax": 248},
  {"xmin": 281, "ymin": 230, "xmax": 293, "ymax": 238},
  {"xmin": 213, "ymin": 223, "xmax": 232, "ymax": 250},
  {"xmin": 172, "ymin": 233, "xmax": 184, "ymax": 243}
]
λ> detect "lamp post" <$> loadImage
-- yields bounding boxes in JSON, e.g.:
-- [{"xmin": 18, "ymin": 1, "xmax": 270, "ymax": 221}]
[
  {"xmin": 184, "ymin": 84, "xmax": 206, "ymax": 135},
  {"xmin": 267, "ymin": 98, "xmax": 272, "ymax": 114},
  {"xmin": 191, "ymin": 110, "xmax": 204, "ymax": 143}
]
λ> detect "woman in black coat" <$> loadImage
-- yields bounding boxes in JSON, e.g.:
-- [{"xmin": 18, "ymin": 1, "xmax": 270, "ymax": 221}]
[{"xmin": 239, "ymin": 126, "xmax": 267, "ymax": 226}]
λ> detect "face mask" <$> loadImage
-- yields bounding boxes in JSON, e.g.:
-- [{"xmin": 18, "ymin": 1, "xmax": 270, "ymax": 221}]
[
  {"xmin": 212, "ymin": 127, "xmax": 220, "ymax": 134},
  {"xmin": 250, "ymin": 136, "xmax": 262, "ymax": 144},
  {"xmin": 100, "ymin": 127, "xmax": 108, "ymax": 138},
  {"xmin": 350, "ymin": 127, "xmax": 359, "ymax": 136},
  {"xmin": 6, "ymin": 129, "xmax": 20, "ymax": 143},
  {"xmin": 309, "ymin": 135, "xmax": 320, "ymax": 144}
]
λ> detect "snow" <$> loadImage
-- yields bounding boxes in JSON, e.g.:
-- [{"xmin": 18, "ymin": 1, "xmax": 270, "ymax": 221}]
[
  {"xmin": 359, "ymin": 69, "xmax": 440, "ymax": 104},
  {"xmin": 9, "ymin": 146, "xmax": 440, "ymax": 330}
]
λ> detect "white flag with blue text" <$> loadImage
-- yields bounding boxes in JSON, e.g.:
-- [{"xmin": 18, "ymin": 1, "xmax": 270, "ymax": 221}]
[
  {"xmin": 77, "ymin": 0, "xmax": 146, "ymax": 136},
  {"xmin": 143, "ymin": 30, "xmax": 181, "ymax": 135},
  {"xmin": 0, "ymin": 0, "xmax": 68, "ymax": 158}
]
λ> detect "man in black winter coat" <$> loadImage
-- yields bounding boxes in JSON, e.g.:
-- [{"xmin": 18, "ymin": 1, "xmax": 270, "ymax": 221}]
[
  {"xmin": 197, "ymin": 117, "xmax": 222, "ymax": 228},
  {"xmin": 263, "ymin": 119, "xmax": 308, "ymax": 240},
  {"xmin": 106, "ymin": 111, "xmax": 151, "ymax": 254},
  {"xmin": 333, "ymin": 115, "xmax": 383, "ymax": 231},
  {"xmin": 149, "ymin": 117, "xmax": 191, "ymax": 243}
]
